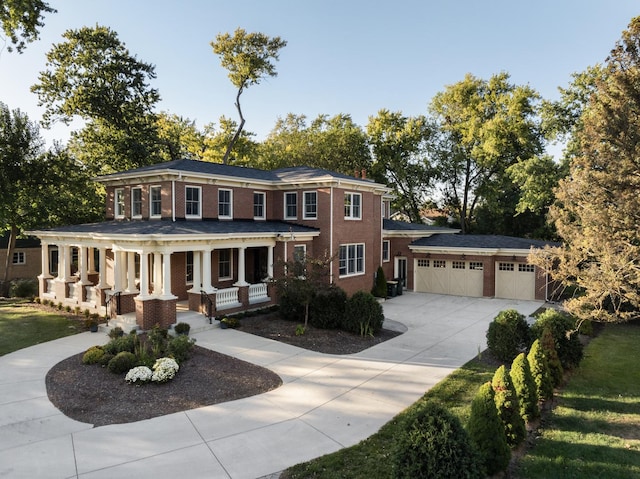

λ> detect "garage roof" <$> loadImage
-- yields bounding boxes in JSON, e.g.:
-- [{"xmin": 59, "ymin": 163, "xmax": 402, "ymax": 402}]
[{"xmin": 411, "ymin": 234, "xmax": 559, "ymax": 251}]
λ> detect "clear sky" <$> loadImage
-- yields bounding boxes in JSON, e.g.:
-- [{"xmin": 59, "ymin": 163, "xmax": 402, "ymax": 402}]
[{"xmin": 1, "ymin": 1, "xmax": 638, "ymax": 149}]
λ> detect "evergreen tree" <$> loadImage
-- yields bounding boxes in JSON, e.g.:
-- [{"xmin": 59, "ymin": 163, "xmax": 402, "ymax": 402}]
[
  {"xmin": 528, "ymin": 339, "xmax": 554, "ymax": 401},
  {"xmin": 372, "ymin": 265, "xmax": 387, "ymax": 298},
  {"xmin": 540, "ymin": 327, "xmax": 564, "ymax": 387},
  {"xmin": 510, "ymin": 352, "xmax": 539, "ymax": 423},
  {"xmin": 492, "ymin": 365, "xmax": 526, "ymax": 447}
]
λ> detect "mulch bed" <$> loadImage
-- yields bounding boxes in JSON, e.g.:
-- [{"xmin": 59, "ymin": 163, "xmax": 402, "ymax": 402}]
[{"xmin": 45, "ymin": 314, "xmax": 403, "ymax": 427}]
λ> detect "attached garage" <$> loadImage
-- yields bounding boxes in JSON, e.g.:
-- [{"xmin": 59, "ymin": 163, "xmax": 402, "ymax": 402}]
[
  {"xmin": 495, "ymin": 262, "xmax": 536, "ymax": 300},
  {"xmin": 414, "ymin": 258, "xmax": 484, "ymax": 297}
]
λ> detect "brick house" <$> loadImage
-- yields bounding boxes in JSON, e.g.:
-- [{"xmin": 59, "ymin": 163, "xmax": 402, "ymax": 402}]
[
  {"xmin": 28, "ymin": 159, "xmax": 555, "ymax": 329},
  {"xmin": 0, "ymin": 234, "xmax": 41, "ymax": 285}
]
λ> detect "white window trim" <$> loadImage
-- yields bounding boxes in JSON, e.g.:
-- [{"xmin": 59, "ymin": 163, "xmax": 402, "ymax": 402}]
[
  {"xmin": 185, "ymin": 185, "xmax": 202, "ymax": 219},
  {"xmin": 218, "ymin": 188, "xmax": 233, "ymax": 219},
  {"xmin": 284, "ymin": 192, "xmax": 297, "ymax": 220},
  {"xmin": 344, "ymin": 192, "xmax": 362, "ymax": 220},
  {"xmin": 150, "ymin": 185, "xmax": 162, "ymax": 218},
  {"xmin": 218, "ymin": 249, "xmax": 233, "ymax": 281},
  {"xmin": 115, "ymin": 188, "xmax": 125, "ymax": 219},
  {"xmin": 12, "ymin": 251, "xmax": 25, "ymax": 265},
  {"xmin": 253, "ymin": 191, "xmax": 266, "ymax": 220},
  {"xmin": 303, "ymin": 190, "xmax": 318, "ymax": 220},
  {"xmin": 131, "ymin": 187, "xmax": 143, "ymax": 219},
  {"xmin": 293, "ymin": 244, "xmax": 307, "ymax": 261},
  {"xmin": 382, "ymin": 240, "xmax": 390, "ymax": 262},
  {"xmin": 339, "ymin": 242, "xmax": 365, "ymax": 277}
]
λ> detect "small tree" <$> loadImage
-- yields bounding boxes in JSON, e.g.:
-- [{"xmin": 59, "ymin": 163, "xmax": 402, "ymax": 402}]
[
  {"xmin": 371, "ymin": 265, "xmax": 387, "ymax": 298},
  {"xmin": 486, "ymin": 309, "xmax": 531, "ymax": 362},
  {"xmin": 511, "ymin": 352, "xmax": 539, "ymax": 423},
  {"xmin": 527, "ymin": 339, "xmax": 554, "ymax": 401},
  {"xmin": 492, "ymin": 365, "xmax": 526, "ymax": 447},
  {"xmin": 392, "ymin": 401, "xmax": 483, "ymax": 479},
  {"xmin": 467, "ymin": 382, "xmax": 511, "ymax": 476},
  {"xmin": 541, "ymin": 327, "xmax": 563, "ymax": 387}
]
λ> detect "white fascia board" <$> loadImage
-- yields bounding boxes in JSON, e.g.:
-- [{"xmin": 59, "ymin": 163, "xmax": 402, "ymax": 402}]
[{"xmin": 408, "ymin": 245, "xmax": 500, "ymax": 256}]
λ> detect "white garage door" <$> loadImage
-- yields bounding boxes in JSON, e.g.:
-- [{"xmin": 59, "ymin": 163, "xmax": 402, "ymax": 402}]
[
  {"xmin": 414, "ymin": 259, "xmax": 484, "ymax": 297},
  {"xmin": 495, "ymin": 262, "xmax": 536, "ymax": 300}
]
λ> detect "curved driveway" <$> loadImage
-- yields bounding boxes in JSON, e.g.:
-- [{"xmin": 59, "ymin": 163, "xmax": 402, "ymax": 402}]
[{"xmin": 0, "ymin": 293, "xmax": 541, "ymax": 479}]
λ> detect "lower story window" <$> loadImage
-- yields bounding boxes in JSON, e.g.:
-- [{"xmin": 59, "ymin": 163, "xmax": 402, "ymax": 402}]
[
  {"xmin": 339, "ymin": 243, "xmax": 364, "ymax": 276},
  {"xmin": 12, "ymin": 251, "xmax": 25, "ymax": 264}
]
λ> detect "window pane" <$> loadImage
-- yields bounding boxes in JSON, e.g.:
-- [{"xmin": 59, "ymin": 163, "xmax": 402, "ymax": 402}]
[
  {"xmin": 151, "ymin": 187, "xmax": 161, "ymax": 216},
  {"xmin": 286, "ymin": 193, "xmax": 297, "ymax": 218},
  {"xmin": 254, "ymin": 193, "xmax": 264, "ymax": 218},
  {"xmin": 304, "ymin": 191, "xmax": 317, "ymax": 218}
]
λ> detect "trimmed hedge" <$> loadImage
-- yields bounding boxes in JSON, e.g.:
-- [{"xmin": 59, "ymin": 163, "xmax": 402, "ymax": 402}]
[
  {"xmin": 309, "ymin": 285, "xmax": 347, "ymax": 329},
  {"xmin": 511, "ymin": 352, "xmax": 540, "ymax": 423},
  {"xmin": 343, "ymin": 291, "xmax": 384, "ymax": 336},
  {"xmin": 492, "ymin": 365, "xmax": 526, "ymax": 447},
  {"xmin": 486, "ymin": 309, "xmax": 531, "ymax": 362},
  {"xmin": 531, "ymin": 309, "xmax": 584, "ymax": 369}
]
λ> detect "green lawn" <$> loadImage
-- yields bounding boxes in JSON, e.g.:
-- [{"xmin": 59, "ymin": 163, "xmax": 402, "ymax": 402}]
[
  {"xmin": 513, "ymin": 322, "xmax": 640, "ymax": 478},
  {"xmin": 0, "ymin": 300, "xmax": 84, "ymax": 356},
  {"xmin": 283, "ymin": 322, "xmax": 640, "ymax": 479}
]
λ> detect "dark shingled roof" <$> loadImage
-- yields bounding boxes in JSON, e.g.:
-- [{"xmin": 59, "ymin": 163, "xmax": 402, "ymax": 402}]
[
  {"xmin": 383, "ymin": 219, "xmax": 458, "ymax": 233},
  {"xmin": 0, "ymin": 234, "xmax": 40, "ymax": 248},
  {"xmin": 411, "ymin": 234, "xmax": 560, "ymax": 250},
  {"xmin": 99, "ymin": 159, "xmax": 373, "ymax": 184},
  {"xmin": 38, "ymin": 219, "xmax": 319, "ymax": 236}
]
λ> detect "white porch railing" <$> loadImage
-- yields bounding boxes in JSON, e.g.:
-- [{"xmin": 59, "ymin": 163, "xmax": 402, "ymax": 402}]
[
  {"xmin": 248, "ymin": 282, "xmax": 269, "ymax": 303},
  {"xmin": 85, "ymin": 285, "xmax": 98, "ymax": 304},
  {"xmin": 46, "ymin": 279, "xmax": 55, "ymax": 294},
  {"xmin": 215, "ymin": 287, "xmax": 240, "ymax": 310},
  {"xmin": 68, "ymin": 282, "xmax": 81, "ymax": 301}
]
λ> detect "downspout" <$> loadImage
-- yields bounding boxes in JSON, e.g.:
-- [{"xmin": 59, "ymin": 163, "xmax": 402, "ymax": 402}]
[
  {"xmin": 329, "ymin": 185, "xmax": 334, "ymax": 282},
  {"xmin": 172, "ymin": 180, "xmax": 176, "ymax": 222}
]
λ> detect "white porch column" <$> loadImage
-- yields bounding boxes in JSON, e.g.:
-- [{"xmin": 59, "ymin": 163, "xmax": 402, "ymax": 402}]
[
  {"xmin": 267, "ymin": 244, "xmax": 274, "ymax": 279},
  {"xmin": 202, "ymin": 248, "xmax": 215, "ymax": 293},
  {"xmin": 88, "ymin": 247, "xmax": 96, "ymax": 273},
  {"xmin": 96, "ymin": 248, "xmax": 107, "ymax": 288},
  {"xmin": 153, "ymin": 252, "xmax": 162, "ymax": 294},
  {"xmin": 113, "ymin": 250, "xmax": 123, "ymax": 291},
  {"xmin": 61, "ymin": 245, "xmax": 71, "ymax": 281},
  {"xmin": 127, "ymin": 251, "xmax": 137, "ymax": 292},
  {"xmin": 139, "ymin": 252, "xmax": 150, "ymax": 298},
  {"xmin": 234, "ymin": 246, "xmax": 249, "ymax": 287},
  {"xmin": 39, "ymin": 242, "xmax": 51, "ymax": 278},
  {"xmin": 189, "ymin": 250, "xmax": 201, "ymax": 293},
  {"xmin": 161, "ymin": 252, "xmax": 175, "ymax": 298},
  {"xmin": 78, "ymin": 247, "xmax": 89, "ymax": 284}
]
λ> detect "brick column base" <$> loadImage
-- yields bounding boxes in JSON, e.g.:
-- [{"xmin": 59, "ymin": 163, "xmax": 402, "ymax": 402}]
[{"xmin": 135, "ymin": 297, "xmax": 177, "ymax": 331}]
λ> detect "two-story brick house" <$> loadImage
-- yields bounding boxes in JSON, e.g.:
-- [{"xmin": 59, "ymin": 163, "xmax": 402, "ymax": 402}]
[{"xmin": 29, "ymin": 159, "xmax": 555, "ymax": 330}]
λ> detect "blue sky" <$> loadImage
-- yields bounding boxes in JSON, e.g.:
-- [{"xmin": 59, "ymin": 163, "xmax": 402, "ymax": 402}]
[{"xmin": 1, "ymin": 1, "xmax": 638, "ymax": 149}]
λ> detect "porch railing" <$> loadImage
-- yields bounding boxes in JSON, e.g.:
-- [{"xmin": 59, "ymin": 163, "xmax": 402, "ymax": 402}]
[
  {"xmin": 201, "ymin": 290, "xmax": 214, "ymax": 323},
  {"xmin": 216, "ymin": 287, "xmax": 239, "ymax": 310},
  {"xmin": 85, "ymin": 285, "xmax": 98, "ymax": 304},
  {"xmin": 248, "ymin": 282, "xmax": 269, "ymax": 303},
  {"xmin": 46, "ymin": 279, "xmax": 55, "ymax": 294},
  {"xmin": 68, "ymin": 282, "xmax": 81, "ymax": 301},
  {"xmin": 105, "ymin": 291, "xmax": 121, "ymax": 320}
]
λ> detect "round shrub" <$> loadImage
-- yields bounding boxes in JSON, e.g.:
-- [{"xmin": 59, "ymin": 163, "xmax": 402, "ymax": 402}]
[
  {"xmin": 107, "ymin": 351, "xmax": 137, "ymax": 374},
  {"xmin": 467, "ymin": 382, "xmax": 511, "ymax": 476},
  {"xmin": 531, "ymin": 309, "xmax": 584, "ymax": 369},
  {"xmin": 9, "ymin": 278, "xmax": 38, "ymax": 298},
  {"xmin": 82, "ymin": 346, "xmax": 105, "ymax": 365},
  {"xmin": 527, "ymin": 339, "xmax": 554, "ymax": 401},
  {"xmin": 392, "ymin": 401, "xmax": 483, "ymax": 479},
  {"xmin": 343, "ymin": 291, "xmax": 384, "ymax": 336},
  {"xmin": 492, "ymin": 365, "xmax": 526, "ymax": 447},
  {"xmin": 511, "ymin": 352, "xmax": 539, "ymax": 423},
  {"xmin": 103, "ymin": 334, "xmax": 137, "ymax": 355},
  {"xmin": 278, "ymin": 287, "xmax": 307, "ymax": 322},
  {"xmin": 309, "ymin": 285, "xmax": 347, "ymax": 329},
  {"xmin": 486, "ymin": 309, "xmax": 531, "ymax": 362},
  {"xmin": 173, "ymin": 322, "xmax": 191, "ymax": 335},
  {"xmin": 167, "ymin": 335, "xmax": 196, "ymax": 364}
]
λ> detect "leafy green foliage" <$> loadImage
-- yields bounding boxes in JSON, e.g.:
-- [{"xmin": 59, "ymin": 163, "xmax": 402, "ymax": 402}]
[
  {"xmin": 343, "ymin": 291, "xmax": 384, "ymax": 336},
  {"xmin": 511, "ymin": 352, "xmax": 540, "ymax": 423},
  {"xmin": 532, "ymin": 309, "xmax": 583, "ymax": 369},
  {"xmin": 8, "ymin": 278, "xmax": 38, "ymax": 298},
  {"xmin": 309, "ymin": 285, "xmax": 347, "ymax": 329},
  {"xmin": 527, "ymin": 339, "xmax": 554, "ymax": 401},
  {"xmin": 540, "ymin": 327, "xmax": 563, "ymax": 387},
  {"xmin": 103, "ymin": 334, "xmax": 137, "ymax": 355},
  {"xmin": 107, "ymin": 351, "xmax": 137, "ymax": 374},
  {"xmin": 467, "ymin": 382, "xmax": 511, "ymax": 476},
  {"xmin": 0, "ymin": 0, "xmax": 55, "ymax": 53},
  {"xmin": 173, "ymin": 322, "xmax": 191, "ymax": 335},
  {"xmin": 371, "ymin": 266, "xmax": 387, "ymax": 298},
  {"xmin": 81, "ymin": 346, "xmax": 105, "ymax": 365},
  {"xmin": 486, "ymin": 309, "xmax": 531, "ymax": 362},
  {"xmin": 492, "ymin": 365, "xmax": 526, "ymax": 447},
  {"xmin": 167, "ymin": 335, "xmax": 195, "ymax": 364},
  {"xmin": 392, "ymin": 401, "xmax": 483, "ymax": 479}
]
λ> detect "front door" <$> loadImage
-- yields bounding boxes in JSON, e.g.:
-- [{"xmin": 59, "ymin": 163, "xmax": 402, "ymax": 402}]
[{"xmin": 395, "ymin": 257, "xmax": 407, "ymax": 289}]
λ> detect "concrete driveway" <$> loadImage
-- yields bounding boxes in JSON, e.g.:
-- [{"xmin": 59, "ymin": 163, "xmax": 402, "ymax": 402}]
[{"xmin": 0, "ymin": 293, "xmax": 541, "ymax": 479}]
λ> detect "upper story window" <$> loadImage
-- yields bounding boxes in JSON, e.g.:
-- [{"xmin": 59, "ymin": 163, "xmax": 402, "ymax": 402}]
[
  {"xmin": 219, "ymin": 188, "xmax": 233, "ymax": 219},
  {"xmin": 131, "ymin": 187, "xmax": 142, "ymax": 218},
  {"xmin": 150, "ymin": 186, "xmax": 162, "ymax": 218},
  {"xmin": 285, "ymin": 192, "xmax": 297, "ymax": 220},
  {"xmin": 344, "ymin": 192, "xmax": 361, "ymax": 219},
  {"xmin": 382, "ymin": 200, "xmax": 390, "ymax": 219},
  {"xmin": 12, "ymin": 251, "xmax": 25, "ymax": 265},
  {"xmin": 254, "ymin": 192, "xmax": 266, "ymax": 220},
  {"xmin": 115, "ymin": 188, "xmax": 125, "ymax": 218},
  {"xmin": 185, "ymin": 186, "xmax": 201, "ymax": 218},
  {"xmin": 303, "ymin": 191, "xmax": 317, "ymax": 219}
]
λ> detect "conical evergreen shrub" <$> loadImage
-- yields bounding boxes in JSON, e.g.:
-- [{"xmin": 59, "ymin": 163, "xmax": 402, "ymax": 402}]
[
  {"xmin": 492, "ymin": 365, "xmax": 526, "ymax": 447},
  {"xmin": 467, "ymin": 382, "xmax": 511, "ymax": 476},
  {"xmin": 371, "ymin": 265, "xmax": 387, "ymax": 298},
  {"xmin": 510, "ymin": 352, "xmax": 540, "ymax": 423},
  {"xmin": 528, "ymin": 339, "xmax": 554, "ymax": 401},
  {"xmin": 392, "ymin": 401, "xmax": 483, "ymax": 479},
  {"xmin": 541, "ymin": 326, "xmax": 563, "ymax": 387}
]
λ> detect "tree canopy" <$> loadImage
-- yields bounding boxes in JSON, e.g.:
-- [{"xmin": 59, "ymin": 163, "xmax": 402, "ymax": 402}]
[
  {"xmin": 0, "ymin": 0, "xmax": 55, "ymax": 53},
  {"xmin": 531, "ymin": 16, "xmax": 640, "ymax": 323},
  {"xmin": 211, "ymin": 28, "xmax": 287, "ymax": 164}
]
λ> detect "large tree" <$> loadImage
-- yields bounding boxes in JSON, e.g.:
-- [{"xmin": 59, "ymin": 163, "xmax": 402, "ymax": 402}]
[
  {"xmin": 532, "ymin": 17, "xmax": 640, "ymax": 323},
  {"xmin": 367, "ymin": 110, "xmax": 434, "ymax": 223},
  {"xmin": 429, "ymin": 73, "xmax": 544, "ymax": 234},
  {"xmin": 31, "ymin": 25, "xmax": 161, "ymax": 173},
  {"xmin": 0, "ymin": 0, "xmax": 55, "ymax": 53},
  {"xmin": 202, "ymin": 116, "xmax": 259, "ymax": 165},
  {"xmin": 211, "ymin": 28, "xmax": 286, "ymax": 164},
  {"xmin": 258, "ymin": 113, "xmax": 371, "ymax": 174}
]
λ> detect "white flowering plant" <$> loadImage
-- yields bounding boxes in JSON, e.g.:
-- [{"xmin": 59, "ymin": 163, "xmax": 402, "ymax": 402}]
[
  {"xmin": 125, "ymin": 366, "xmax": 153, "ymax": 384},
  {"xmin": 151, "ymin": 357, "xmax": 180, "ymax": 383}
]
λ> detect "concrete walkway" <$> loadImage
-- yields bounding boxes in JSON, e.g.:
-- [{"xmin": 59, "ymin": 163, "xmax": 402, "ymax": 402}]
[{"xmin": 0, "ymin": 293, "xmax": 542, "ymax": 479}]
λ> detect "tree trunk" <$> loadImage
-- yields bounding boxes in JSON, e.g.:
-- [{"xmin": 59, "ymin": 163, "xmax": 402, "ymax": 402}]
[
  {"xmin": 1, "ymin": 225, "xmax": 18, "ymax": 297},
  {"xmin": 221, "ymin": 86, "xmax": 246, "ymax": 165}
]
